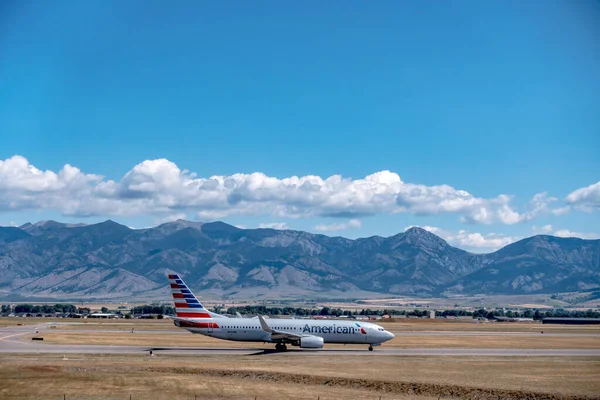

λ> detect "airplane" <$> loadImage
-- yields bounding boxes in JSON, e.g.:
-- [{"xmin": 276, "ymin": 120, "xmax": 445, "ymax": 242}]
[{"xmin": 167, "ymin": 274, "xmax": 395, "ymax": 351}]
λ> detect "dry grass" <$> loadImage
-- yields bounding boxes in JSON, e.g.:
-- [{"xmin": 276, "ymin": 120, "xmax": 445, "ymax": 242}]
[
  {"xmin": 3, "ymin": 318, "xmax": 600, "ymax": 399},
  {"xmin": 33, "ymin": 329, "xmax": 600, "ymax": 350},
  {"xmin": 0, "ymin": 355, "xmax": 440, "ymax": 400},
  {"xmin": 5, "ymin": 317, "xmax": 600, "ymax": 334},
  {"xmin": 0, "ymin": 354, "xmax": 598, "ymax": 399},
  {"xmin": 381, "ymin": 319, "xmax": 600, "ymax": 334}
]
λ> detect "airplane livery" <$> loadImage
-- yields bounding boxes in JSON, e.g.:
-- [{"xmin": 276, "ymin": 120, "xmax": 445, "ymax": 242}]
[{"xmin": 168, "ymin": 274, "xmax": 395, "ymax": 351}]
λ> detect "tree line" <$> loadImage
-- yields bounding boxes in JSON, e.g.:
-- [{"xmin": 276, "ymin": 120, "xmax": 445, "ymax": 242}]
[
  {"xmin": 224, "ymin": 305, "xmax": 600, "ymax": 320},
  {"xmin": 2, "ymin": 303, "xmax": 599, "ymax": 320},
  {"xmin": 224, "ymin": 305, "xmax": 410, "ymax": 317},
  {"xmin": 1, "ymin": 304, "xmax": 88, "ymax": 314},
  {"xmin": 129, "ymin": 305, "xmax": 175, "ymax": 315}
]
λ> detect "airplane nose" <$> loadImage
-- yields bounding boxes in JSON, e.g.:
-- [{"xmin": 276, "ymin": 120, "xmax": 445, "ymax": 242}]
[{"xmin": 386, "ymin": 331, "xmax": 395, "ymax": 341}]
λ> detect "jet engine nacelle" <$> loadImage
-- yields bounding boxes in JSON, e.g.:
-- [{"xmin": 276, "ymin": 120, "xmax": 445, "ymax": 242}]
[{"xmin": 299, "ymin": 335, "xmax": 324, "ymax": 348}]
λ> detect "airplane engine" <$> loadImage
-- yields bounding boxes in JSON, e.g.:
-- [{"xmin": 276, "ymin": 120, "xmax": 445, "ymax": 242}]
[{"xmin": 299, "ymin": 336, "xmax": 324, "ymax": 348}]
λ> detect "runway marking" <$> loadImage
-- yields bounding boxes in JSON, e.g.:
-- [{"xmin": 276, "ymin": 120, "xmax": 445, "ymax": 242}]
[{"xmin": 0, "ymin": 333, "xmax": 28, "ymax": 341}]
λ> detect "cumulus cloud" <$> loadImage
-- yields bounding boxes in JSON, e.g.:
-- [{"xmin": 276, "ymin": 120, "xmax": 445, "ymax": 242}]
[
  {"xmin": 448, "ymin": 230, "xmax": 519, "ymax": 251},
  {"xmin": 314, "ymin": 219, "xmax": 361, "ymax": 232},
  {"xmin": 258, "ymin": 222, "xmax": 289, "ymax": 230},
  {"xmin": 566, "ymin": 181, "xmax": 600, "ymax": 212},
  {"xmin": 406, "ymin": 225, "xmax": 521, "ymax": 252},
  {"xmin": 0, "ymin": 155, "xmax": 560, "ymax": 224}
]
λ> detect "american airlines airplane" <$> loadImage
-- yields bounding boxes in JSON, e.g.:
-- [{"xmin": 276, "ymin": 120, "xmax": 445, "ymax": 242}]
[{"xmin": 167, "ymin": 274, "xmax": 395, "ymax": 351}]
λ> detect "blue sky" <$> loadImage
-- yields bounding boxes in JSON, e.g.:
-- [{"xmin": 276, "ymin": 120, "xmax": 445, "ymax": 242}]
[{"xmin": 1, "ymin": 1, "xmax": 599, "ymax": 252}]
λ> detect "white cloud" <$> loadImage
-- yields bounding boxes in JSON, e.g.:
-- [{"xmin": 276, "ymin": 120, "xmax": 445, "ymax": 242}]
[
  {"xmin": 0, "ymin": 155, "xmax": 560, "ymax": 224},
  {"xmin": 532, "ymin": 224, "xmax": 554, "ymax": 234},
  {"xmin": 532, "ymin": 225, "xmax": 598, "ymax": 239},
  {"xmin": 258, "ymin": 222, "xmax": 288, "ymax": 230},
  {"xmin": 154, "ymin": 213, "xmax": 188, "ymax": 225},
  {"xmin": 314, "ymin": 219, "xmax": 361, "ymax": 232},
  {"xmin": 0, "ymin": 221, "xmax": 18, "ymax": 227},
  {"xmin": 404, "ymin": 225, "xmax": 441, "ymax": 234},
  {"xmin": 551, "ymin": 206, "xmax": 570, "ymax": 216},
  {"xmin": 552, "ymin": 229, "xmax": 599, "ymax": 240},
  {"xmin": 406, "ymin": 225, "xmax": 521, "ymax": 252},
  {"xmin": 449, "ymin": 230, "xmax": 520, "ymax": 251},
  {"xmin": 524, "ymin": 192, "xmax": 557, "ymax": 219},
  {"xmin": 566, "ymin": 181, "xmax": 600, "ymax": 212}
]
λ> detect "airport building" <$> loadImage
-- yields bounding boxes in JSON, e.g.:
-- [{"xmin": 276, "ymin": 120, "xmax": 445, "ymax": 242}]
[{"xmin": 542, "ymin": 317, "xmax": 600, "ymax": 325}]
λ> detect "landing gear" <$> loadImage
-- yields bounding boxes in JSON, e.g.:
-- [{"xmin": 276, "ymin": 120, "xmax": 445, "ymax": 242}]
[
  {"xmin": 368, "ymin": 345, "xmax": 374, "ymax": 351},
  {"xmin": 275, "ymin": 343, "xmax": 288, "ymax": 352}
]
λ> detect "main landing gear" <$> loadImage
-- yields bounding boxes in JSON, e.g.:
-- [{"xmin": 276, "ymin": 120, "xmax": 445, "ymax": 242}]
[
  {"xmin": 368, "ymin": 345, "xmax": 374, "ymax": 351},
  {"xmin": 275, "ymin": 343, "xmax": 288, "ymax": 352}
]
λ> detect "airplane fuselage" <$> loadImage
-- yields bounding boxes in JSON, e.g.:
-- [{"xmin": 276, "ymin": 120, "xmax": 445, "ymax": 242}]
[
  {"xmin": 174, "ymin": 317, "xmax": 393, "ymax": 345},
  {"xmin": 167, "ymin": 273, "xmax": 394, "ymax": 350}
]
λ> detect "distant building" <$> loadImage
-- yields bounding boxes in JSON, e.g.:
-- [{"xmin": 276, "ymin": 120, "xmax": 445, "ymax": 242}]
[
  {"xmin": 135, "ymin": 313, "xmax": 161, "ymax": 319},
  {"xmin": 542, "ymin": 317, "xmax": 600, "ymax": 325},
  {"xmin": 89, "ymin": 313, "xmax": 117, "ymax": 319},
  {"xmin": 493, "ymin": 316, "xmax": 535, "ymax": 323}
]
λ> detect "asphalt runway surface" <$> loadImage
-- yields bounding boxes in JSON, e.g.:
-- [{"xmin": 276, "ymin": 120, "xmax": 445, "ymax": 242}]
[{"xmin": 2, "ymin": 322, "xmax": 600, "ymax": 357}]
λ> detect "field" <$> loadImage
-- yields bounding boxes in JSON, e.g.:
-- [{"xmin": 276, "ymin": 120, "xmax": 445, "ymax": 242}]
[{"xmin": 1, "ymin": 318, "xmax": 599, "ymax": 399}]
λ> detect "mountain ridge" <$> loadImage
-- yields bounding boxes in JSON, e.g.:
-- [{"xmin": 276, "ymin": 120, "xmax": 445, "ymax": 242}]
[{"xmin": 0, "ymin": 220, "xmax": 598, "ymax": 300}]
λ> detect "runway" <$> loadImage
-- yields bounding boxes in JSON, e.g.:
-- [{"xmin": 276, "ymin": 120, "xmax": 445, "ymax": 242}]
[
  {"xmin": 2, "ymin": 323, "xmax": 600, "ymax": 357},
  {"xmin": 8, "ymin": 322, "xmax": 600, "ymax": 337}
]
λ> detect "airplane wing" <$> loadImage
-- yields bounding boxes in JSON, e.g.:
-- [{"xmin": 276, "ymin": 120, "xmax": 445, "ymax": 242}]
[{"xmin": 257, "ymin": 315, "xmax": 303, "ymax": 341}]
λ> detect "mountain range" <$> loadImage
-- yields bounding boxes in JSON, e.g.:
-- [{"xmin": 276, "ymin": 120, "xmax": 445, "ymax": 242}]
[{"xmin": 0, "ymin": 219, "xmax": 598, "ymax": 300}]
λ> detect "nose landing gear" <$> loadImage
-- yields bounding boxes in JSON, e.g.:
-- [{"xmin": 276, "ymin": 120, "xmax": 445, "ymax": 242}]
[{"xmin": 368, "ymin": 345, "xmax": 374, "ymax": 351}]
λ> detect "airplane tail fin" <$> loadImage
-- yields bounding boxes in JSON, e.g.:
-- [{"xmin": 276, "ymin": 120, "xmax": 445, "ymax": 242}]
[{"xmin": 168, "ymin": 274, "xmax": 214, "ymax": 319}]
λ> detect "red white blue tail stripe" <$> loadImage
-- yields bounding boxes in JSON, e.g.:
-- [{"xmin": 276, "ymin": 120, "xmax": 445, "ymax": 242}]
[{"xmin": 168, "ymin": 274, "xmax": 211, "ymax": 319}]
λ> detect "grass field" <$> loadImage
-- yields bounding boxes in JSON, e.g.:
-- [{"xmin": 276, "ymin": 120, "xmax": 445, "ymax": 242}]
[
  {"xmin": 1, "ymin": 318, "xmax": 599, "ymax": 399},
  {"xmin": 6, "ymin": 316, "xmax": 600, "ymax": 332},
  {"xmin": 32, "ymin": 330, "xmax": 600, "ymax": 350},
  {"xmin": 0, "ymin": 354, "xmax": 598, "ymax": 399}
]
